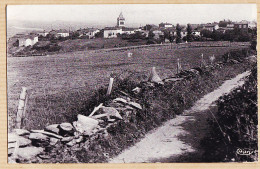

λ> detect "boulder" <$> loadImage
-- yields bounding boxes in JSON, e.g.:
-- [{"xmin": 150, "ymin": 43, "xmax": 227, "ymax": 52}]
[
  {"xmin": 113, "ymin": 98, "xmax": 128, "ymax": 104},
  {"xmin": 132, "ymin": 87, "xmax": 141, "ymax": 94},
  {"xmin": 59, "ymin": 123, "xmax": 74, "ymax": 131},
  {"xmin": 148, "ymin": 67, "xmax": 164, "ymax": 85},
  {"xmin": 29, "ymin": 133, "xmax": 49, "ymax": 141},
  {"xmin": 8, "ymin": 133, "xmax": 31, "ymax": 147},
  {"xmin": 101, "ymin": 107, "xmax": 123, "ymax": 120},
  {"xmin": 129, "ymin": 102, "xmax": 142, "ymax": 110},
  {"xmin": 66, "ymin": 139, "xmax": 77, "ymax": 147},
  {"xmin": 44, "ymin": 124, "xmax": 60, "ymax": 134},
  {"xmin": 61, "ymin": 136, "xmax": 74, "ymax": 142},
  {"xmin": 49, "ymin": 137, "xmax": 59, "ymax": 146},
  {"xmin": 13, "ymin": 129, "xmax": 30, "ymax": 136},
  {"xmin": 73, "ymin": 114, "xmax": 99, "ymax": 135},
  {"xmin": 75, "ymin": 136, "xmax": 83, "ymax": 143},
  {"xmin": 246, "ymin": 55, "xmax": 257, "ymax": 63},
  {"xmin": 16, "ymin": 147, "xmax": 44, "ymax": 160}
]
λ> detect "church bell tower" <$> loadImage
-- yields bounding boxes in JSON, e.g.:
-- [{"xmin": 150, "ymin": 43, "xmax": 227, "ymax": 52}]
[{"xmin": 117, "ymin": 12, "xmax": 125, "ymax": 27}]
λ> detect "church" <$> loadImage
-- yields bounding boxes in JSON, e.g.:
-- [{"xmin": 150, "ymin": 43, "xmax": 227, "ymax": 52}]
[{"xmin": 103, "ymin": 12, "xmax": 137, "ymax": 38}]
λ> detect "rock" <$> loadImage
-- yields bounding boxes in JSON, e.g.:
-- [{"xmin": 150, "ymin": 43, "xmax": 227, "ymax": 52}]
[
  {"xmin": 246, "ymin": 55, "xmax": 257, "ymax": 63},
  {"xmin": 44, "ymin": 124, "xmax": 60, "ymax": 134},
  {"xmin": 49, "ymin": 137, "xmax": 59, "ymax": 146},
  {"xmin": 73, "ymin": 114, "xmax": 99, "ymax": 135},
  {"xmin": 108, "ymin": 119, "xmax": 116, "ymax": 123},
  {"xmin": 66, "ymin": 139, "xmax": 77, "ymax": 147},
  {"xmin": 30, "ymin": 130, "xmax": 63, "ymax": 139},
  {"xmin": 132, "ymin": 87, "xmax": 141, "ymax": 94},
  {"xmin": 8, "ymin": 133, "xmax": 31, "ymax": 147},
  {"xmin": 101, "ymin": 107, "xmax": 123, "ymax": 120},
  {"xmin": 8, "ymin": 147, "xmax": 14, "ymax": 155},
  {"xmin": 113, "ymin": 98, "xmax": 128, "ymax": 104},
  {"xmin": 75, "ymin": 136, "xmax": 83, "ymax": 143},
  {"xmin": 59, "ymin": 123, "xmax": 74, "ymax": 131},
  {"xmin": 13, "ymin": 129, "xmax": 30, "ymax": 136},
  {"xmin": 148, "ymin": 67, "xmax": 164, "ymax": 85},
  {"xmin": 38, "ymin": 154, "xmax": 51, "ymax": 159},
  {"xmin": 61, "ymin": 136, "xmax": 74, "ymax": 142},
  {"xmin": 29, "ymin": 133, "xmax": 49, "ymax": 141},
  {"xmin": 189, "ymin": 69, "xmax": 200, "ymax": 75},
  {"xmin": 129, "ymin": 102, "xmax": 142, "ymax": 110},
  {"xmin": 16, "ymin": 147, "xmax": 44, "ymax": 160}
]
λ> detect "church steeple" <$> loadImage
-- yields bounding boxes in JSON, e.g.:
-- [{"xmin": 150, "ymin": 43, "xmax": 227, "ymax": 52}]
[{"xmin": 117, "ymin": 12, "xmax": 125, "ymax": 27}]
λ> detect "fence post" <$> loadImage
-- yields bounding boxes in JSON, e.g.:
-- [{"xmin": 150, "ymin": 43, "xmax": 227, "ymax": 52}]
[
  {"xmin": 177, "ymin": 58, "xmax": 182, "ymax": 74},
  {"xmin": 16, "ymin": 87, "xmax": 27, "ymax": 129},
  {"xmin": 106, "ymin": 78, "xmax": 114, "ymax": 96}
]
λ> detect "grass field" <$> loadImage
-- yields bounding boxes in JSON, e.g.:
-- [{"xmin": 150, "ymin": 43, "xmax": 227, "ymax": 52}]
[{"xmin": 7, "ymin": 45, "xmax": 248, "ymax": 130}]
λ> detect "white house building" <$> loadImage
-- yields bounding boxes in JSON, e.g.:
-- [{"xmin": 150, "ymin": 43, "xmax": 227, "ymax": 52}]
[{"xmin": 17, "ymin": 35, "xmax": 38, "ymax": 47}]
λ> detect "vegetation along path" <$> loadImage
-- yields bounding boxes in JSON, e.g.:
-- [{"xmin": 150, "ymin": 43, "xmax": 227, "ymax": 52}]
[{"xmin": 109, "ymin": 71, "xmax": 250, "ymax": 163}]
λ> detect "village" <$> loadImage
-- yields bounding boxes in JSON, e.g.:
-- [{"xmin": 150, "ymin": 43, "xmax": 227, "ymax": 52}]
[
  {"xmin": 6, "ymin": 4, "xmax": 258, "ymax": 165},
  {"xmin": 8, "ymin": 12, "xmax": 257, "ymax": 57}
]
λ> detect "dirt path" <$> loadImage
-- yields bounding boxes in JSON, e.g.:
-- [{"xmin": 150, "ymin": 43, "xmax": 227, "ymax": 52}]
[{"xmin": 109, "ymin": 71, "xmax": 250, "ymax": 163}]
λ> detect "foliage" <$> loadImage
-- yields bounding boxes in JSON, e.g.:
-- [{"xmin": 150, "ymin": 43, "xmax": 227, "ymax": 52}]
[
  {"xmin": 176, "ymin": 24, "xmax": 182, "ymax": 43},
  {"xmin": 186, "ymin": 24, "xmax": 193, "ymax": 42},
  {"xmin": 201, "ymin": 64, "xmax": 257, "ymax": 162},
  {"xmin": 148, "ymin": 31, "xmax": 155, "ymax": 39}
]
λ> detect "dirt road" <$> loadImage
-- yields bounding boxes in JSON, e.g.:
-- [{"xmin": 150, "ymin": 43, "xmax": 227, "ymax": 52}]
[{"xmin": 109, "ymin": 71, "xmax": 250, "ymax": 163}]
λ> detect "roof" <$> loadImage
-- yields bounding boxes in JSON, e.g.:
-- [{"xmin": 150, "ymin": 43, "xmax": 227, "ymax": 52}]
[
  {"xmin": 122, "ymin": 27, "xmax": 135, "ymax": 31},
  {"xmin": 104, "ymin": 27, "xmax": 121, "ymax": 30},
  {"xmin": 234, "ymin": 20, "xmax": 248, "ymax": 25},
  {"xmin": 56, "ymin": 29, "xmax": 69, "ymax": 33},
  {"xmin": 204, "ymin": 23, "xmax": 218, "ymax": 27},
  {"xmin": 118, "ymin": 12, "xmax": 125, "ymax": 20},
  {"xmin": 16, "ymin": 34, "xmax": 37, "ymax": 40}
]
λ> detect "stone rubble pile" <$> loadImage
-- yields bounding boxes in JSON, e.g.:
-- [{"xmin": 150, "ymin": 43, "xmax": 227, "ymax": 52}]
[{"xmin": 8, "ymin": 95, "xmax": 143, "ymax": 163}]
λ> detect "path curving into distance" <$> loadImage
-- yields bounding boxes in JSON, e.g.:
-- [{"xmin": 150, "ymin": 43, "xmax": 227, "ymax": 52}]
[{"xmin": 109, "ymin": 71, "xmax": 250, "ymax": 163}]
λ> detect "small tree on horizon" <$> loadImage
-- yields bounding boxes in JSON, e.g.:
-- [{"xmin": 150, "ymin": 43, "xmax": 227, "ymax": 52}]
[
  {"xmin": 176, "ymin": 24, "xmax": 182, "ymax": 43},
  {"xmin": 186, "ymin": 24, "xmax": 193, "ymax": 42}
]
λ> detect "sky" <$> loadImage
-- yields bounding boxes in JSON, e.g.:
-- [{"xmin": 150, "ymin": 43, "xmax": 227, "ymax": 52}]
[{"xmin": 7, "ymin": 4, "xmax": 257, "ymax": 26}]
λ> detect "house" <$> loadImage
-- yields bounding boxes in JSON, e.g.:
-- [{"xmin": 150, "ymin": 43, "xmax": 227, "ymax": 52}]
[
  {"xmin": 77, "ymin": 28, "xmax": 100, "ymax": 38},
  {"xmin": 103, "ymin": 27, "xmax": 122, "ymax": 38},
  {"xmin": 234, "ymin": 21, "xmax": 248, "ymax": 31},
  {"xmin": 122, "ymin": 27, "xmax": 136, "ymax": 34},
  {"xmin": 226, "ymin": 23, "xmax": 234, "ymax": 30},
  {"xmin": 152, "ymin": 30, "xmax": 164, "ymax": 39},
  {"xmin": 159, "ymin": 22, "xmax": 173, "ymax": 28},
  {"xmin": 38, "ymin": 31, "xmax": 49, "ymax": 37},
  {"xmin": 16, "ymin": 35, "xmax": 38, "ymax": 47},
  {"xmin": 203, "ymin": 23, "xmax": 219, "ymax": 31},
  {"xmin": 56, "ymin": 29, "xmax": 70, "ymax": 37}
]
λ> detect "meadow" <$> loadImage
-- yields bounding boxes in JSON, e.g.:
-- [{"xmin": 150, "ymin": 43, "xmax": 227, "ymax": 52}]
[{"xmin": 7, "ymin": 44, "xmax": 248, "ymax": 130}]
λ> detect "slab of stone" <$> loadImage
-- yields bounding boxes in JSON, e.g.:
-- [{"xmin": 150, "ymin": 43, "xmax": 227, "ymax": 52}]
[
  {"xmin": 113, "ymin": 98, "xmax": 128, "ymax": 104},
  {"xmin": 17, "ymin": 147, "xmax": 44, "ymax": 160},
  {"xmin": 129, "ymin": 102, "xmax": 142, "ymax": 110},
  {"xmin": 44, "ymin": 124, "xmax": 60, "ymax": 134},
  {"xmin": 13, "ymin": 129, "xmax": 30, "ymax": 136},
  {"xmin": 73, "ymin": 114, "xmax": 99, "ymax": 135},
  {"xmin": 101, "ymin": 107, "xmax": 123, "ymax": 120},
  {"xmin": 59, "ymin": 123, "xmax": 74, "ymax": 131},
  {"xmin": 30, "ymin": 130, "xmax": 63, "ymax": 139},
  {"xmin": 8, "ymin": 133, "xmax": 31, "ymax": 147},
  {"xmin": 61, "ymin": 136, "xmax": 74, "ymax": 142},
  {"xmin": 49, "ymin": 137, "xmax": 59, "ymax": 146},
  {"xmin": 29, "ymin": 133, "xmax": 49, "ymax": 141}
]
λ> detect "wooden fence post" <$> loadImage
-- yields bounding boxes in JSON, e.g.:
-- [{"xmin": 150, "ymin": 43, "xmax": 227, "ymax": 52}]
[
  {"xmin": 16, "ymin": 87, "xmax": 27, "ymax": 129},
  {"xmin": 106, "ymin": 78, "xmax": 114, "ymax": 96},
  {"xmin": 177, "ymin": 58, "xmax": 182, "ymax": 74}
]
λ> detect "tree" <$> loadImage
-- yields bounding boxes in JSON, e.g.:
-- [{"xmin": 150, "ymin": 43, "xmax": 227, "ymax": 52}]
[
  {"xmin": 176, "ymin": 24, "xmax": 182, "ymax": 43},
  {"xmin": 186, "ymin": 24, "xmax": 193, "ymax": 42},
  {"xmin": 211, "ymin": 29, "xmax": 223, "ymax": 41},
  {"xmin": 144, "ymin": 24, "xmax": 153, "ymax": 31},
  {"xmin": 148, "ymin": 31, "xmax": 155, "ymax": 39}
]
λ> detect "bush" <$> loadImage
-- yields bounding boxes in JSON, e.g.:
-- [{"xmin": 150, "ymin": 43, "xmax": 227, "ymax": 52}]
[{"xmin": 201, "ymin": 65, "xmax": 257, "ymax": 162}]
